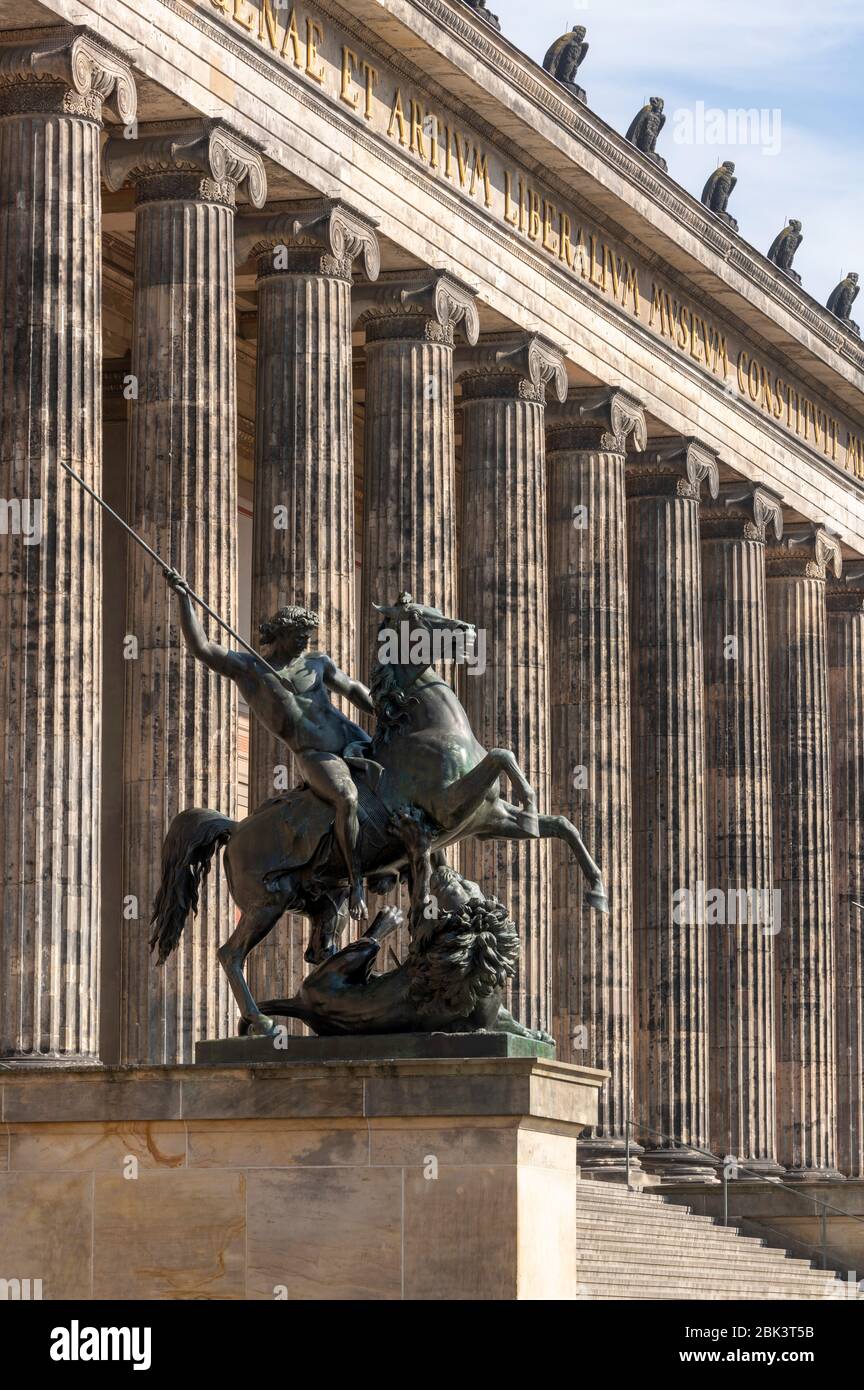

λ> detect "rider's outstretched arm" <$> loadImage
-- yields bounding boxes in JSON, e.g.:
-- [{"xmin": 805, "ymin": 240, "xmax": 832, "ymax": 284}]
[
  {"xmin": 165, "ymin": 571, "xmax": 246, "ymax": 679},
  {"xmin": 324, "ymin": 659, "xmax": 375, "ymax": 716}
]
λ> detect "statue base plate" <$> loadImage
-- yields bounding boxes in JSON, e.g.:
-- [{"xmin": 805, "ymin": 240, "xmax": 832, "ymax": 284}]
[{"xmin": 196, "ymin": 1030, "xmax": 555, "ymax": 1064}]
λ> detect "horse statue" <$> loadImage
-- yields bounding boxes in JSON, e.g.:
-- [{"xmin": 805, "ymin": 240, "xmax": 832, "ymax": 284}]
[
  {"xmin": 241, "ymin": 808, "xmax": 554, "ymax": 1044},
  {"xmin": 150, "ymin": 594, "xmax": 608, "ymax": 1037}
]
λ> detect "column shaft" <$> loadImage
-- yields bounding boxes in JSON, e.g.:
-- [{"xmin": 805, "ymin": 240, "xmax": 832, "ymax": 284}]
[
  {"xmin": 546, "ymin": 408, "xmax": 638, "ymax": 1165},
  {"xmin": 766, "ymin": 529, "xmax": 842, "ymax": 1178},
  {"xmin": 459, "ymin": 372, "xmax": 552, "ymax": 1031},
  {"xmin": 246, "ymin": 247, "xmax": 356, "ymax": 1003},
  {"xmin": 627, "ymin": 444, "xmax": 717, "ymax": 1179},
  {"xmin": 0, "ymin": 37, "xmax": 134, "ymax": 1058},
  {"xmin": 361, "ymin": 314, "xmax": 456, "ymax": 673},
  {"xmin": 827, "ymin": 587, "xmax": 864, "ymax": 1178},
  {"xmin": 122, "ymin": 178, "xmax": 239, "ymax": 1063},
  {"xmin": 701, "ymin": 490, "xmax": 781, "ymax": 1171}
]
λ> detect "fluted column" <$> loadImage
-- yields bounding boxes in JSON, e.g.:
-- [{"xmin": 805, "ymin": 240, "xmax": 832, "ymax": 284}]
[
  {"xmin": 0, "ymin": 31, "xmax": 135, "ymax": 1059},
  {"xmin": 766, "ymin": 525, "xmax": 843, "ymax": 1179},
  {"xmin": 545, "ymin": 388, "xmax": 645, "ymax": 1173},
  {"xmin": 701, "ymin": 484, "xmax": 783, "ymax": 1173},
  {"xmin": 102, "ymin": 123, "xmax": 266, "ymax": 1064},
  {"xmin": 457, "ymin": 336, "xmax": 567, "ymax": 1032},
  {"xmin": 627, "ymin": 439, "xmax": 719, "ymax": 1180},
  {"xmin": 359, "ymin": 271, "xmax": 478, "ymax": 676},
  {"xmin": 828, "ymin": 578, "xmax": 864, "ymax": 1178},
  {"xmin": 235, "ymin": 200, "xmax": 378, "ymax": 1003}
]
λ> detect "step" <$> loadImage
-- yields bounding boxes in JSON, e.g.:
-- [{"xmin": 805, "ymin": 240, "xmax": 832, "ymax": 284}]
[
  {"xmin": 579, "ymin": 1269, "xmax": 855, "ymax": 1294},
  {"xmin": 576, "ymin": 1203, "xmax": 722, "ymax": 1229},
  {"xmin": 576, "ymin": 1213, "xmax": 750, "ymax": 1241},
  {"xmin": 576, "ymin": 1185, "xmax": 700, "ymax": 1212},
  {"xmin": 577, "ymin": 1223, "xmax": 766, "ymax": 1245},
  {"xmin": 575, "ymin": 1258, "xmax": 844, "ymax": 1292},
  {"xmin": 578, "ymin": 1281, "xmax": 853, "ymax": 1301},
  {"xmin": 575, "ymin": 1245, "xmax": 823, "ymax": 1276}
]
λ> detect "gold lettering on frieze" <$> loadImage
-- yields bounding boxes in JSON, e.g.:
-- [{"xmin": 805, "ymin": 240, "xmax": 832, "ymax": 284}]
[
  {"xmin": 737, "ymin": 350, "xmax": 840, "ymax": 462},
  {"xmin": 388, "ymin": 88, "xmax": 407, "ymax": 146},
  {"xmin": 340, "ymin": 45, "xmax": 359, "ymax": 110}
]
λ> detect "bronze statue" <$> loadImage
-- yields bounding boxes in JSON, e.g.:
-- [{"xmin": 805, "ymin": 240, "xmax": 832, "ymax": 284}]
[
  {"xmin": 243, "ymin": 808, "xmax": 552, "ymax": 1043},
  {"xmin": 701, "ymin": 161, "xmax": 738, "ymax": 230},
  {"xmin": 767, "ymin": 220, "xmax": 803, "ymax": 283},
  {"xmin": 151, "ymin": 592, "xmax": 608, "ymax": 1038},
  {"xmin": 543, "ymin": 26, "xmax": 589, "ymax": 101},
  {"xmin": 625, "ymin": 97, "xmax": 667, "ymax": 171},
  {"xmin": 165, "ymin": 573, "xmax": 376, "ymax": 920},
  {"xmin": 827, "ymin": 272, "xmax": 860, "ymax": 333}
]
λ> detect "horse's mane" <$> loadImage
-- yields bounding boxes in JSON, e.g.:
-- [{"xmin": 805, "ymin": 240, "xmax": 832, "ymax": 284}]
[
  {"xmin": 406, "ymin": 896, "xmax": 520, "ymax": 1018},
  {"xmin": 369, "ymin": 660, "xmax": 421, "ymax": 742}
]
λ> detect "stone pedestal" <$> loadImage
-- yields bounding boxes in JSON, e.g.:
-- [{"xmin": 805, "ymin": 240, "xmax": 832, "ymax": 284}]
[
  {"xmin": 545, "ymin": 387, "xmax": 646, "ymax": 1177},
  {"xmin": 0, "ymin": 31, "xmax": 135, "ymax": 1059},
  {"xmin": 102, "ymin": 123, "xmax": 266, "ymax": 1065},
  {"xmin": 700, "ymin": 485, "xmax": 783, "ymax": 1174},
  {"xmin": 627, "ymin": 439, "xmax": 719, "ymax": 1182},
  {"xmin": 766, "ymin": 526, "xmax": 843, "ymax": 1180},
  {"xmin": 827, "ymin": 582, "xmax": 864, "ymax": 1179},
  {"xmin": 0, "ymin": 1056, "xmax": 607, "ymax": 1300},
  {"xmin": 234, "ymin": 201, "xmax": 378, "ymax": 1005},
  {"xmin": 457, "ymin": 337, "xmax": 567, "ymax": 1034}
]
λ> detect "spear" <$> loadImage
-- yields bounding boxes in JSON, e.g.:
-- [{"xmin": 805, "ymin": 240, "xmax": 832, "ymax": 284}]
[{"xmin": 60, "ymin": 460, "xmax": 288, "ymax": 684}]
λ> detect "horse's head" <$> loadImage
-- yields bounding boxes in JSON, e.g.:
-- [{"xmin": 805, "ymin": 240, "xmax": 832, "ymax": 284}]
[{"xmin": 373, "ymin": 591, "xmax": 475, "ymax": 646}]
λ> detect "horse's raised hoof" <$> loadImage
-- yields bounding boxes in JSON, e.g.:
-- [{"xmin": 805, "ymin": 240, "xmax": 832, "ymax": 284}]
[{"xmin": 584, "ymin": 884, "xmax": 609, "ymax": 914}]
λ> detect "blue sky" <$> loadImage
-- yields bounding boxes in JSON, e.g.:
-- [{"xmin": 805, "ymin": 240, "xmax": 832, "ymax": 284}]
[{"xmin": 495, "ymin": 0, "xmax": 862, "ymax": 305}]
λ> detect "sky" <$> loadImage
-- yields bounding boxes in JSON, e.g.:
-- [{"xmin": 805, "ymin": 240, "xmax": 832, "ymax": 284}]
[{"xmin": 494, "ymin": 0, "xmax": 863, "ymax": 305}]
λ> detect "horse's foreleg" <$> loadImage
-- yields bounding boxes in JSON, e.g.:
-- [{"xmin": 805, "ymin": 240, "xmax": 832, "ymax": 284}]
[
  {"xmin": 217, "ymin": 905, "xmax": 285, "ymax": 1037},
  {"xmin": 475, "ymin": 803, "xmax": 608, "ymax": 913},
  {"xmin": 304, "ymin": 890, "xmax": 349, "ymax": 964},
  {"xmin": 438, "ymin": 749, "xmax": 537, "ymax": 827}
]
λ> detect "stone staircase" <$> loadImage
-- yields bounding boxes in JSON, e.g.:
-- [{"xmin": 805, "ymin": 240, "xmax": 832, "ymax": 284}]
[{"xmin": 576, "ymin": 1180, "xmax": 861, "ymax": 1300}]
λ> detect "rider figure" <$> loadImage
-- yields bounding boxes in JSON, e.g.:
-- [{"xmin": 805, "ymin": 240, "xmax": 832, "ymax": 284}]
[{"xmin": 165, "ymin": 571, "xmax": 374, "ymax": 918}]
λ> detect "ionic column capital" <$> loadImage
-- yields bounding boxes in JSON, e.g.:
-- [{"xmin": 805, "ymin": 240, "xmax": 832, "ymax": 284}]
[
  {"xmin": 457, "ymin": 333, "xmax": 567, "ymax": 405},
  {"xmin": 102, "ymin": 119, "xmax": 266, "ymax": 209},
  {"xmin": 765, "ymin": 523, "xmax": 843, "ymax": 581},
  {"xmin": 827, "ymin": 565, "xmax": 864, "ymax": 612},
  {"xmin": 700, "ymin": 481, "xmax": 784, "ymax": 543},
  {"xmin": 546, "ymin": 385, "xmax": 647, "ymax": 453},
  {"xmin": 356, "ymin": 269, "xmax": 479, "ymax": 345},
  {"xmin": 626, "ymin": 435, "xmax": 720, "ymax": 500},
  {"xmin": 236, "ymin": 198, "xmax": 379, "ymax": 280},
  {"xmin": 0, "ymin": 26, "xmax": 136, "ymax": 123}
]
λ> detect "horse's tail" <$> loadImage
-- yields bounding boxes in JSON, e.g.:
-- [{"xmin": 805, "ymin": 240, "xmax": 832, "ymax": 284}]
[{"xmin": 149, "ymin": 808, "xmax": 237, "ymax": 964}]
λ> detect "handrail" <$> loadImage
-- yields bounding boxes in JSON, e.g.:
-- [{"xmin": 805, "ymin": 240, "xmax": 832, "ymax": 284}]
[{"xmin": 622, "ymin": 1115, "xmax": 864, "ymax": 1273}]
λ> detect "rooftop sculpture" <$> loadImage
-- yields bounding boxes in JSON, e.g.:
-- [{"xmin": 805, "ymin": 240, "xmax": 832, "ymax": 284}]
[
  {"xmin": 542, "ymin": 25, "xmax": 589, "ymax": 102},
  {"xmin": 701, "ymin": 161, "xmax": 738, "ymax": 230},
  {"xmin": 767, "ymin": 220, "xmax": 804, "ymax": 284},
  {"xmin": 625, "ymin": 97, "xmax": 667, "ymax": 171}
]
